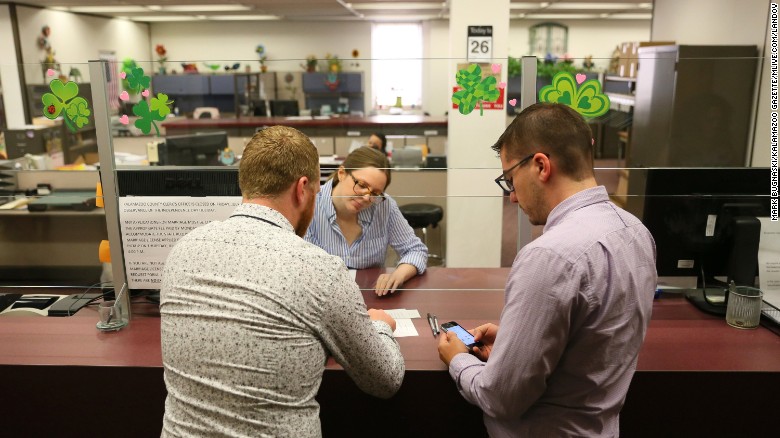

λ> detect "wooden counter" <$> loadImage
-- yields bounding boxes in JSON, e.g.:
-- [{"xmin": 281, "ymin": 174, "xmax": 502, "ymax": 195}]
[{"xmin": 1, "ymin": 268, "xmax": 778, "ymax": 437}]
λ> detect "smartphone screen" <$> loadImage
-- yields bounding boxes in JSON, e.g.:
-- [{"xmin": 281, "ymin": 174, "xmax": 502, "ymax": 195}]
[{"xmin": 443, "ymin": 323, "xmax": 476, "ymax": 346}]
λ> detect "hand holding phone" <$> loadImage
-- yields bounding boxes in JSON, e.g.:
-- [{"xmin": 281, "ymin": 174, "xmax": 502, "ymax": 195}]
[{"xmin": 440, "ymin": 321, "xmax": 482, "ymax": 349}]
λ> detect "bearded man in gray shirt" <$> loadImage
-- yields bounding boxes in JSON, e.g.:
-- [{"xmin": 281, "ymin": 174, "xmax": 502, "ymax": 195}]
[
  {"xmin": 160, "ymin": 126, "xmax": 404, "ymax": 437},
  {"xmin": 438, "ymin": 103, "xmax": 657, "ymax": 437}
]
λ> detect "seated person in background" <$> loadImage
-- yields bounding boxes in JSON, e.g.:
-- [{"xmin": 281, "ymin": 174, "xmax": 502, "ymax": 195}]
[
  {"xmin": 350, "ymin": 132, "xmax": 389, "ymax": 156},
  {"xmin": 306, "ymin": 146, "xmax": 428, "ymax": 296},
  {"xmin": 160, "ymin": 126, "xmax": 404, "ymax": 437},
  {"xmin": 438, "ymin": 103, "xmax": 657, "ymax": 436}
]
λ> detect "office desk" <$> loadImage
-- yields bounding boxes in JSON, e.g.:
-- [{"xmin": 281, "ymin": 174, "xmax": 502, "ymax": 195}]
[{"xmin": 1, "ymin": 269, "xmax": 778, "ymax": 437}]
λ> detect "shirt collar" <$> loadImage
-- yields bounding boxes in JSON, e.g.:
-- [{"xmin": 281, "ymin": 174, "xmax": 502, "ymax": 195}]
[
  {"xmin": 229, "ymin": 203, "xmax": 295, "ymax": 233},
  {"xmin": 321, "ymin": 179, "xmax": 375, "ymax": 226},
  {"xmin": 543, "ymin": 186, "xmax": 609, "ymax": 233}
]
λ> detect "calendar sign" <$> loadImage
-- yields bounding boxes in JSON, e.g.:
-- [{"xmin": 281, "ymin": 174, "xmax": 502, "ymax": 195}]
[{"xmin": 467, "ymin": 26, "xmax": 493, "ymax": 62}]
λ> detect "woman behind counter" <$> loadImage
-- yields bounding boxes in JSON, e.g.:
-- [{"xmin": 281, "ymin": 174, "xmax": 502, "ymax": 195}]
[{"xmin": 305, "ymin": 146, "xmax": 428, "ymax": 295}]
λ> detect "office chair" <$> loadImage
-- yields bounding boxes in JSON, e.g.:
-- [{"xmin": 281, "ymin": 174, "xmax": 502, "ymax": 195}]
[{"xmin": 193, "ymin": 107, "xmax": 220, "ymax": 119}]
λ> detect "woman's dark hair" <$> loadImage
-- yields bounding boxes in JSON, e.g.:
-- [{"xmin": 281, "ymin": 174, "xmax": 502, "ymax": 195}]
[
  {"xmin": 332, "ymin": 146, "xmax": 392, "ymax": 188},
  {"xmin": 370, "ymin": 133, "xmax": 387, "ymax": 154}
]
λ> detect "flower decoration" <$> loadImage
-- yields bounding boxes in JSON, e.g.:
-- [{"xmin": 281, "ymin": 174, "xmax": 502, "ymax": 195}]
[{"xmin": 155, "ymin": 44, "xmax": 168, "ymax": 73}]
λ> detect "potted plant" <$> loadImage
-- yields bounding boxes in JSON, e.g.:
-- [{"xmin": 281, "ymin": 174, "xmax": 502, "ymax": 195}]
[
  {"xmin": 256, "ymin": 44, "xmax": 268, "ymax": 73},
  {"xmin": 303, "ymin": 55, "xmax": 317, "ymax": 73},
  {"xmin": 155, "ymin": 44, "xmax": 167, "ymax": 75}
]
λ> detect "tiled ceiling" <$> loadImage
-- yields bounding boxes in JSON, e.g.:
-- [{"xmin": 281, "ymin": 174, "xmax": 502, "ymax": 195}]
[{"xmin": 14, "ymin": 0, "xmax": 653, "ymax": 22}]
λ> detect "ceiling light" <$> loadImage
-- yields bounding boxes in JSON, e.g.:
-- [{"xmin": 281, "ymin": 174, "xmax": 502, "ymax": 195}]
[
  {"xmin": 50, "ymin": 7, "xmax": 68, "ymax": 12},
  {"xmin": 146, "ymin": 6, "xmax": 162, "ymax": 11},
  {"xmin": 600, "ymin": 13, "xmax": 610, "ymax": 18},
  {"xmin": 639, "ymin": 3, "xmax": 653, "ymax": 9},
  {"xmin": 69, "ymin": 6, "xmax": 150, "ymax": 13},
  {"xmin": 210, "ymin": 15, "xmax": 281, "ymax": 21},
  {"xmin": 159, "ymin": 5, "xmax": 253, "ymax": 12},
  {"xmin": 540, "ymin": 2, "xmax": 550, "ymax": 7},
  {"xmin": 130, "ymin": 16, "xmax": 205, "ymax": 22},
  {"xmin": 607, "ymin": 13, "xmax": 653, "ymax": 19},
  {"xmin": 525, "ymin": 13, "xmax": 600, "ymax": 19},
  {"xmin": 510, "ymin": 2, "xmax": 544, "ymax": 10},
  {"xmin": 547, "ymin": 2, "xmax": 639, "ymax": 10},
  {"xmin": 351, "ymin": 2, "xmax": 444, "ymax": 10}
]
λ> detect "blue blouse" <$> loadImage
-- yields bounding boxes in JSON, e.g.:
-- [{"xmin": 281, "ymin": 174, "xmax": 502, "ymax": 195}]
[{"xmin": 305, "ymin": 180, "xmax": 428, "ymax": 273}]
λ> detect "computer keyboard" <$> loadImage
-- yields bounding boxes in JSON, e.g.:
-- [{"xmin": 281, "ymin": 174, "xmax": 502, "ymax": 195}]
[
  {"xmin": 0, "ymin": 293, "xmax": 22, "ymax": 312},
  {"xmin": 762, "ymin": 302, "xmax": 780, "ymax": 326}
]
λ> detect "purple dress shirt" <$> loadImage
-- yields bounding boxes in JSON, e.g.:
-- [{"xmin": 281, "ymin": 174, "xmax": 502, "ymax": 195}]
[{"xmin": 449, "ymin": 186, "xmax": 657, "ymax": 437}]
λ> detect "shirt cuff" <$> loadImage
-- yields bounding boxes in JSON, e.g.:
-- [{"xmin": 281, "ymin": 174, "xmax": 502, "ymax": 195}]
[
  {"xmin": 398, "ymin": 252, "xmax": 428, "ymax": 275},
  {"xmin": 448, "ymin": 352, "xmax": 484, "ymax": 387},
  {"xmin": 371, "ymin": 320, "xmax": 395, "ymax": 337}
]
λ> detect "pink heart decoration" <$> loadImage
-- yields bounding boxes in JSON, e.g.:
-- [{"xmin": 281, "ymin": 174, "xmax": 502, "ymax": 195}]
[
  {"xmin": 119, "ymin": 72, "xmax": 126, "ymax": 79},
  {"xmin": 119, "ymin": 91, "xmax": 129, "ymax": 101},
  {"xmin": 508, "ymin": 98, "xmax": 517, "ymax": 107},
  {"xmin": 142, "ymin": 89, "xmax": 150, "ymax": 97},
  {"xmin": 498, "ymin": 81, "xmax": 506, "ymax": 89},
  {"xmin": 47, "ymin": 69, "xmax": 55, "ymax": 77},
  {"xmin": 576, "ymin": 73, "xmax": 586, "ymax": 85},
  {"xmin": 491, "ymin": 64, "xmax": 501, "ymax": 74},
  {"xmin": 119, "ymin": 115, "xmax": 129, "ymax": 125}
]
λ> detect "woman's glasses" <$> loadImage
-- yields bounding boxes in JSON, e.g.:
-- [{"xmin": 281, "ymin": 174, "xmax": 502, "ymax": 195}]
[{"xmin": 347, "ymin": 171, "xmax": 386, "ymax": 203}]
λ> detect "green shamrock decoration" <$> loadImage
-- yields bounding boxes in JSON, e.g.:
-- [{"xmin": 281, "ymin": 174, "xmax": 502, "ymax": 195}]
[
  {"xmin": 538, "ymin": 72, "xmax": 610, "ymax": 118},
  {"xmin": 452, "ymin": 64, "xmax": 500, "ymax": 116},
  {"xmin": 124, "ymin": 67, "xmax": 175, "ymax": 136},
  {"xmin": 125, "ymin": 67, "xmax": 151, "ymax": 94},
  {"xmin": 133, "ymin": 101, "xmax": 166, "ymax": 136},
  {"xmin": 41, "ymin": 79, "xmax": 91, "ymax": 133}
]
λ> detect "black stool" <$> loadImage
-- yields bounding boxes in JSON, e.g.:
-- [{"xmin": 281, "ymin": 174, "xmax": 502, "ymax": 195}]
[{"xmin": 400, "ymin": 203, "xmax": 444, "ymax": 265}]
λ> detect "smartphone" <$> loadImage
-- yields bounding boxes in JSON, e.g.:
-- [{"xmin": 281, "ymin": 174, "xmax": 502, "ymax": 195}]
[{"xmin": 440, "ymin": 321, "xmax": 481, "ymax": 349}]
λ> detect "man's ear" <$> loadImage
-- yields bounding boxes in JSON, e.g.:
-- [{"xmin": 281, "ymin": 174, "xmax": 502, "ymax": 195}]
[
  {"xmin": 536, "ymin": 153, "xmax": 552, "ymax": 182},
  {"xmin": 295, "ymin": 176, "xmax": 310, "ymax": 204}
]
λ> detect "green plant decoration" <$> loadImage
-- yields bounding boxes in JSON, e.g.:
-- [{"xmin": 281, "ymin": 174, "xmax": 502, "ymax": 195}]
[
  {"xmin": 538, "ymin": 72, "xmax": 610, "ymax": 118},
  {"xmin": 121, "ymin": 58, "xmax": 139, "ymax": 94},
  {"xmin": 133, "ymin": 93, "xmax": 173, "ymax": 136},
  {"xmin": 507, "ymin": 56, "xmax": 521, "ymax": 77},
  {"xmin": 41, "ymin": 79, "xmax": 91, "ymax": 132},
  {"xmin": 451, "ymin": 64, "xmax": 500, "ymax": 116}
]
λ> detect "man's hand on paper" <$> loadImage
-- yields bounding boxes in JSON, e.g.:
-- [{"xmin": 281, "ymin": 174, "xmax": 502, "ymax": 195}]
[{"xmin": 368, "ymin": 308, "xmax": 396, "ymax": 332}]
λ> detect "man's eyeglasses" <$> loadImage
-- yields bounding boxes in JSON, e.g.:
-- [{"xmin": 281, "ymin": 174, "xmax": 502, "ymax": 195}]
[
  {"xmin": 348, "ymin": 171, "xmax": 386, "ymax": 203},
  {"xmin": 494, "ymin": 153, "xmax": 548, "ymax": 193}
]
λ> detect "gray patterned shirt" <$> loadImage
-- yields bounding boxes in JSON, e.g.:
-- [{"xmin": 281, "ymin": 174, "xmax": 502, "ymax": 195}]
[{"xmin": 160, "ymin": 203, "xmax": 405, "ymax": 438}]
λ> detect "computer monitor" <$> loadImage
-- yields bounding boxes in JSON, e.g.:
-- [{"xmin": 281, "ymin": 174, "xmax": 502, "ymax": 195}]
[
  {"xmin": 270, "ymin": 100, "xmax": 300, "ymax": 117},
  {"xmin": 392, "ymin": 147, "xmax": 424, "ymax": 168},
  {"xmin": 641, "ymin": 167, "xmax": 770, "ymax": 315},
  {"xmin": 160, "ymin": 131, "xmax": 229, "ymax": 166}
]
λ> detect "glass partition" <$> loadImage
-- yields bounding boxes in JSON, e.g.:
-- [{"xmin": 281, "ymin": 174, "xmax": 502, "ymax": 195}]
[{"xmin": 1, "ymin": 49, "xmax": 772, "ymax": 320}]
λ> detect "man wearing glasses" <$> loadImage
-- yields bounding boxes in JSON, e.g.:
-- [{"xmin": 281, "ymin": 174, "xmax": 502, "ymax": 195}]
[
  {"xmin": 438, "ymin": 103, "xmax": 657, "ymax": 437},
  {"xmin": 306, "ymin": 146, "xmax": 428, "ymax": 295}
]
